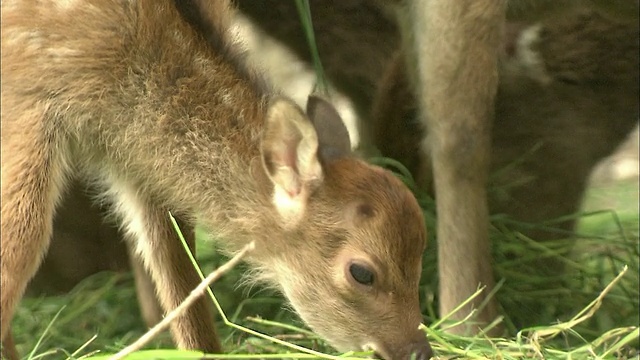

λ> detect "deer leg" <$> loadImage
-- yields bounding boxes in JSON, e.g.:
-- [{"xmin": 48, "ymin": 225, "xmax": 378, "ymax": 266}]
[
  {"xmin": 1, "ymin": 332, "xmax": 18, "ymax": 360},
  {"xmin": 409, "ymin": 0, "xmax": 506, "ymax": 335},
  {"xmin": 105, "ymin": 178, "xmax": 220, "ymax": 352},
  {"xmin": 127, "ymin": 216, "xmax": 197, "ymax": 329},
  {"xmin": 1, "ymin": 112, "xmax": 69, "ymax": 342},
  {"xmin": 128, "ymin": 249, "xmax": 164, "ymax": 328}
]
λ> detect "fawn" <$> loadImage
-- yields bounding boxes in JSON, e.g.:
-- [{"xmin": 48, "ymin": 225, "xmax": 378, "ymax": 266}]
[{"xmin": 0, "ymin": 0, "xmax": 432, "ymax": 359}]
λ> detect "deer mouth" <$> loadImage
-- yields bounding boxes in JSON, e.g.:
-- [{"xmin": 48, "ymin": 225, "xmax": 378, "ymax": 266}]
[{"xmin": 363, "ymin": 340, "xmax": 433, "ymax": 360}]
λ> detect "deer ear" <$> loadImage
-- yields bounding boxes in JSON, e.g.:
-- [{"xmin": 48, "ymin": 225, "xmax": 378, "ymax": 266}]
[
  {"xmin": 261, "ymin": 97, "xmax": 323, "ymax": 225},
  {"xmin": 306, "ymin": 94, "xmax": 351, "ymax": 161}
]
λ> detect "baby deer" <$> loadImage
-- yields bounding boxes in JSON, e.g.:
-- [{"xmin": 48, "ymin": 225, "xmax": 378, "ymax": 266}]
[{"xmin": 0, "ymin": 0, "xmax": 431, "ymax": 359}]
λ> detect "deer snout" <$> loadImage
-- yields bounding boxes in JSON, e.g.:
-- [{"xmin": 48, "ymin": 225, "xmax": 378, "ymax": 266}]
[
  {"xmin": 370, "ymin": 329, "xmax": 433, "ymax": 360},
  {"xmin": 402, "ymin": 339, "xmax": 433, "ymax": 360}
]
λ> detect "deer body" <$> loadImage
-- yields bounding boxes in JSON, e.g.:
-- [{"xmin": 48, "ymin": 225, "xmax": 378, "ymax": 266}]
[{"xmin": 1, "ymin": 1, "xmax": 431, "ymax": 358}]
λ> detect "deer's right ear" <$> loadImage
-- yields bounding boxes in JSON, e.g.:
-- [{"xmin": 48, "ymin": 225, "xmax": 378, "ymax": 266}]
[{"xmin": 261, "ymin": 98, "xmax": 323, "ymax": 226}]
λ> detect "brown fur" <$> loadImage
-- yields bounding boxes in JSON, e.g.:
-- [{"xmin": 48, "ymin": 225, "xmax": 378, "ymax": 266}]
[{"xmin": 1, "ymin": 0, "xmax": 432, "ymax": 359}]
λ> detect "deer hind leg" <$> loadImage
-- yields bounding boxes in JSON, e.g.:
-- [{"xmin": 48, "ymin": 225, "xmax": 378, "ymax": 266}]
[
  {"xmin": 1, "ymin": 113, "xmax": 70, "ymax": 341},
  {"xmin": 104, "ymin": 177, "xmax": 221, "ymax": 352},
  {"xmin": 407, "ymin": 0, "xmax": 506, "ymax": 335},
  {"xmin": 1, "ymin": 331, "xmax": 19, "ymax": 360}
]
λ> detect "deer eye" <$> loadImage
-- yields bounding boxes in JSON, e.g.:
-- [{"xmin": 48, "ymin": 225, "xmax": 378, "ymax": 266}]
[{"xmin": 349, "ymin": 263, "xmax": 375, "ymax": 286}]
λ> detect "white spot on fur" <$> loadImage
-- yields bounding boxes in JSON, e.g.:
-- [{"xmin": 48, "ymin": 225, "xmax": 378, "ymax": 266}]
[{"xmin": 515, "ymin": 24, "xmax": 552, "ymax": 85}]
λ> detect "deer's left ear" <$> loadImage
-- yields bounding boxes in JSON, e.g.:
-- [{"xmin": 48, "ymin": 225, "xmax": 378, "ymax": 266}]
[
  {"xmin": 306, "ymin": 94, "xmax": 351, "ymax": 161},
  {"xmin": 261, "ymin": 97, "xmax": 323, "ymax": 225}
]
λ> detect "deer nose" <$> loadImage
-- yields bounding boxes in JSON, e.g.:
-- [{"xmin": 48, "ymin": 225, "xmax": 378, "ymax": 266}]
[{"xmin": 404, "ymin": 339, "xmax": 433, "ymax": 360}]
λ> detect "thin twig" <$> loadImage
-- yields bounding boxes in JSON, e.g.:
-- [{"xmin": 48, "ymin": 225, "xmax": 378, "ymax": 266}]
[{"xmin": 110, "ymin": 241, "xmax": 256, "ymax": 360}]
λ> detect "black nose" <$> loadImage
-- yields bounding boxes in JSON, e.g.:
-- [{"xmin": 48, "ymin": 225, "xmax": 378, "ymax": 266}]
[{"xmin": 406, "ymin": 340, "xmax": 433, "ymax": 360}]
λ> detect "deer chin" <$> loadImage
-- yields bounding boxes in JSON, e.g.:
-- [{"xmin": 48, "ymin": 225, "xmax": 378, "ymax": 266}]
[{"xmin": 272, "ymin": 272, "xmax": 362, "ymax": 353}]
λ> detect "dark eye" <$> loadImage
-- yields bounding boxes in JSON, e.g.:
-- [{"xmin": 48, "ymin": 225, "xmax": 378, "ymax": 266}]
[{"xmin": 349, "ymin": 263, "xmax": 375, "ymax": 285}]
